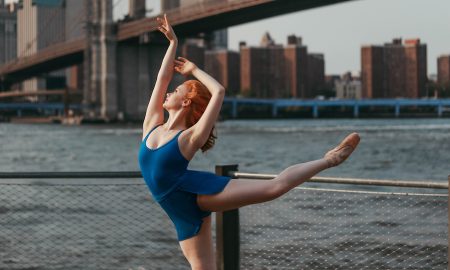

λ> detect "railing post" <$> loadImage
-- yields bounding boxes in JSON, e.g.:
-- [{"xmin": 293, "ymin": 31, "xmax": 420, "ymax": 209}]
[
  {"xmin": 215, "ymin": 164, "xmax": 240, "ymax": 270},
  {"xmin": 448, "ymin": 175, "xmax": 449, "ymax": 270}
]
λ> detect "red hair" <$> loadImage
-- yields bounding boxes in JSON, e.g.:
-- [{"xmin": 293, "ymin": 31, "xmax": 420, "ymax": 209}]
[{"xmin": 184, "ymin": 80, "xmax": 217, "ymax": 152}]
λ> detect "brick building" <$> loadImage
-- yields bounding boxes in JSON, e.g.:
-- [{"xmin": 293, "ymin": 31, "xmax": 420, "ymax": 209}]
[
  {"xmin": 307, "ymin": 53, "xmax": 325, "ymax": 97},
  {"xmin": 361, "ymin": 38, "xmax": 427, "ymax": 98},
  {"xmin": 437, "ymin": 55, "xmax": 450, "ymax": 87},
  {"xmin": 204, "ymin": 50, "xmax": 240, "ymax": 96},
  {"xmin": 181, "ymin": 42, "xmax": 205, "ymax": 69},
  {"xmin": 240, "ymin": 33, "xmax": 324, "ymax": 99}
]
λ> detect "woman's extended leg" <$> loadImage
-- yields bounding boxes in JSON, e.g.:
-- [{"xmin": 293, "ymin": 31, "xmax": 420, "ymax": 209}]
[{"xmin": 198, "ymin": 132, "xmax": 360, "ymax": 212}]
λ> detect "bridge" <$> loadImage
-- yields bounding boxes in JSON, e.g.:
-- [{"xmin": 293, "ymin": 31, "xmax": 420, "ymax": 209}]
[
  {"xmin": 2, "ymin": 98, "xmax": 449, "ymax": 119},
  {"xmin": 224, "ymin": 97, "xmax": 450, "ymax": 118},
  {"xmin": 0, "ymin": 0, "xmax": 354, "ymax": 121}
]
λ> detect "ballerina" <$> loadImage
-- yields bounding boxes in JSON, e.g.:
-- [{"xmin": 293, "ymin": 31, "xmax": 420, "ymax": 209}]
[{"xmin": 138, "ymin": 14, "xmax": 360, "ymax": 270}]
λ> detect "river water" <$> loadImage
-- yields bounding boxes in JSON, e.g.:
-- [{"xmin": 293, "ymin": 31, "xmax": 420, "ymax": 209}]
[{"xmin": 0, "ymin": 118, "xmax": 448, "ymax": 269}]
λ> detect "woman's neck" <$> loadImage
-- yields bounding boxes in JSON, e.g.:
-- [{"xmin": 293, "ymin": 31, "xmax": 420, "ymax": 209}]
[{"xmin": 165, "ymin": 109, "xmax": 188, "ymax": 131}]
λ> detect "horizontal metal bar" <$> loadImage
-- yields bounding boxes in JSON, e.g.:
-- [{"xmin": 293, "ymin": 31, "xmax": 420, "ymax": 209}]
[
  {"xmin": 0, "ymin": 171, "xmax": 142, "ymax": 179},
  {"xmin": 0, "ymin": 171, "xmax": 447, "ymax": 189},
  {"xmin": 232, "ymin": 172, "xmax": 449, "ymax": 189}
]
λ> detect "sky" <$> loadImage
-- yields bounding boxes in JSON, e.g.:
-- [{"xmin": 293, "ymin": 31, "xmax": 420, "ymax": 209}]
[{"xmin": 7, "ymin": 0, "xmax": 450, "ymax": 75}]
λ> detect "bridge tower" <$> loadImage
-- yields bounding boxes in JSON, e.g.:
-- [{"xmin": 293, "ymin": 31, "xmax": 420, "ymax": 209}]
[
  {"xmin": 83, "ymin": 0, "xmax": 118, "ymax": 121},
  {"xmin": 129, "ymin": 0, "xmax": 146, "ymax": 19}
]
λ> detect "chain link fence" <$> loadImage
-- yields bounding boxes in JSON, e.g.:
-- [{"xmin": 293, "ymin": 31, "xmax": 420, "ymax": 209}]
[
  {"xmin": 0, "ymin": 175, "xmax": 447, "ymax": 270},
  {"xmin": 240, "ymin": 187, "xmax": 447, "ymax": 270},
  {"xmin": 0, "ymin": 180, "xmax": 190, "ymax": 270}
]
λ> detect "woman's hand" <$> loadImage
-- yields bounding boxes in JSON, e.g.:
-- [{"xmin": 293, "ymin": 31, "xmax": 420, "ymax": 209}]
[
  {"xmin": 157, "ymin": 14, "xmax": 177, "ymax": 43},
  {"xmin": 174, "ymin": 57, "xmax": 198, "ymax": 76}
]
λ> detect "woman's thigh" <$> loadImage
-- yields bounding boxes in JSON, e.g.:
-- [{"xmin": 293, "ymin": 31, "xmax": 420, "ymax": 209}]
[{"xmin": 197, "ymin": 179, "xmax": 279, "ymax": 212}]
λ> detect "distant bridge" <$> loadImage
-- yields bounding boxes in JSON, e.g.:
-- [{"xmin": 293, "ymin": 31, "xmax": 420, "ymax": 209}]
[
  {"xmin": 0, "ymin": 0, "xmax": 354, "ymax": 85},
  {"xmin": 2, "ymin": 98, "xmax": 450, "ymax": 119},
  {"xmin": 223, "ymin": 97, "xmax": 450, "ymax": 118}
]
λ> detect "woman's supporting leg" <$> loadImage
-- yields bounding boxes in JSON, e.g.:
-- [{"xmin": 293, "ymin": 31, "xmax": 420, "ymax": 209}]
[
  {"xmin": 197, "ymin": 132, "xmax": 360, "ymax": 212},
  {"xmin": 179, "ymin": 215, "xmax": 216, "ymax": 270}
]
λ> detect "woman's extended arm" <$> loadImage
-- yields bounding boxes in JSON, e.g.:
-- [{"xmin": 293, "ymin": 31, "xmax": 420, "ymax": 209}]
[
  {"xmin": 143, "ymin": 14, "xmax": 177, "ymax": 136},
  {"xmin": 174, "ymin": 57, "xmax": 225, "ymax": 147}
]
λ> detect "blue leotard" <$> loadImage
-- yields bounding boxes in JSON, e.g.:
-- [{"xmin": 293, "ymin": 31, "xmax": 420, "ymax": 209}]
[{"xmin": 138, "ymin": 123, "xmax": 232, "ymax": 241}]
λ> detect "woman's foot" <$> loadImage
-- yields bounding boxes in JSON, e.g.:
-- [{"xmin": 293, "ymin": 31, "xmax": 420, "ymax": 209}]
[{"xmin": 324, "ymin": 132, "xmax": 360, "ymax": 168}]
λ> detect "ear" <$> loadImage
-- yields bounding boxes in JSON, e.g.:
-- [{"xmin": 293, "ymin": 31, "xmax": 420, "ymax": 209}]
[{"xmin": 182, "ymin": 98, "xmax": 191, "ymax": 107}]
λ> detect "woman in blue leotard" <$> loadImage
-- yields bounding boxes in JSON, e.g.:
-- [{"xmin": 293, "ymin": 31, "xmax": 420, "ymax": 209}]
[{"xmin": 138, "ymin": 14, "xmax": 360, "ymax": 270}]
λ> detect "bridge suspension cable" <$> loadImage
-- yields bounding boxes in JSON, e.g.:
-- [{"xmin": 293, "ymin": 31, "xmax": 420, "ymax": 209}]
[{"xmin": 16, "ymin": 5, "xmax": 63, "ymax": 61}]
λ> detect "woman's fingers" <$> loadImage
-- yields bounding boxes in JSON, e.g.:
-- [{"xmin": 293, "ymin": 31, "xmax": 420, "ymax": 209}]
[
  {"xmin": 174, "ymin": 59, "xmax": 184, "ymax": 65},
  {"xmin": 177, "ymin": 56, "xmax": 188, "ymax": 62}
]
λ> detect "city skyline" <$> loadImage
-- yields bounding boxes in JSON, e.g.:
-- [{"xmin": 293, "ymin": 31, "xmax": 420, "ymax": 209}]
[
  {"xmin": 5, "ymin": 0, "xmax": 449, "ymax": 75},
  {"xmin": 109, "ymin": 0, "xmax": 449, "ymax": 76}
]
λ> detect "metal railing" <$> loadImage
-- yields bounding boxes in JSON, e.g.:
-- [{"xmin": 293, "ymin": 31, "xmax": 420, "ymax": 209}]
[
  {"xmin": 214, "ymin": 165, "xmax": 448, "ymax": 270},
  {"xmin": 0, "ymin": 167, "xmax": 448, "ymax": 270}
]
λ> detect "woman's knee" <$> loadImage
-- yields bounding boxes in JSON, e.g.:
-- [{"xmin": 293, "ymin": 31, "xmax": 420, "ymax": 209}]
[{"xmin": 265, "ymin": 179, "xmax": 286, "ymax": 201}]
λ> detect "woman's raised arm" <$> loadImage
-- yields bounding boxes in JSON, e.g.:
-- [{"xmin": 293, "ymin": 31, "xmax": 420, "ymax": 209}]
[
  {"xmin": 143, "ymin": 14, "xmax": 177, "ymax": 137},
  {"xmin": 174, "ymin": 57, "xmax": 225, "ymax": 148}
]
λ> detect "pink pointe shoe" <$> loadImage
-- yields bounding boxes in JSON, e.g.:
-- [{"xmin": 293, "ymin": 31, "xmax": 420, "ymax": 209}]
[{"xmin": 324, "ymin": 132, "xmax": 361, "ymax": 168}]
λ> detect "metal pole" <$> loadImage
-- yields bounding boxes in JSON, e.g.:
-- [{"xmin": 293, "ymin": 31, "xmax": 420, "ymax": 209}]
[
  {"xmin": 448, "ymin": 175, "xmax": 449, "ymax": 270},
  {"xmin": 230, "ymin": 172, "xmax": 449, "ymax": 189},
  {"xmin": 395, "ymin": 104, "xmax": 400, "ymax": 117},
  {"xmin": 215, "ymin": 164, "xmax": 240, "ymax": 270},
  {"xmin": 353, "ymin": 104, "xmax": 359, "ymax": 118},
  {"xmin": 232, "ymin": 100, "xmax": 237, "ymax": 118},
  {"xmin": 313, "ymin": 105, "xmax": 319, "ymax": 118},
  {"xmin": 272, "ymin": 103, "xmax": 278, "ymax": 118}
]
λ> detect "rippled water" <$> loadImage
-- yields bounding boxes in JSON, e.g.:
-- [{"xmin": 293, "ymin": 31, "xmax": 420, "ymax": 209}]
[{"xmin": 0, "ymin": 118, "xmax": 449, "ymax": 181}]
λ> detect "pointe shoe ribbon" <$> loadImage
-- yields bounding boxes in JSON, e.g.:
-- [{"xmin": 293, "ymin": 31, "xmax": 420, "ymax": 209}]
[{"xmin": 324, "ymin": 132, "xmax": 360, "ymax": 168}]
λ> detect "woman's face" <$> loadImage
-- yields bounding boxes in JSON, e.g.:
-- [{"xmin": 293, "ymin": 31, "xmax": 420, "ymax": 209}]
[{"xmin": 163, "ymin": 84, "xmax": 189, "ymax": 110}]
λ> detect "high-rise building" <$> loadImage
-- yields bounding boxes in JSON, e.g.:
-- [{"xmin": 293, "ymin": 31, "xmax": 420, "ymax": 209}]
[
  {"xmin": 361, "ymin": 38, "xmax": 427, "ymax": 98},
  {"xmin": 18, "ymin": 0, "xmax": 66, "ymax": 93},
  {"xmin": 241, "ymin": 33, "xmax": 324, "ymax": 99},
  {"xmin": 205, "ymin": 49, "xmax": 240, "ymax": 96},
  {"xmin": 181, "ymin": 41, "xmax": 205, "ymax": 69},
  {"xmin": 437, "ymin": 55, "xmax": 450, "ymax": 88},
  {"xmin": 240, "ymin": 33, "xmax": 290, "ymax": 98},
  {"xmin": 307, "ymin": 53, "xmax": 325, "ymax": 97},
  {"xmin": 361, "ymin": 46, "xmax": 383, "ymax": 98},
  {"xmin": 283, "ymin": 44, "xmax": 308, "ymax": 98},
  {"xmin": 0, "ymin": 1, "xmax": 17, "ymax": 67}
]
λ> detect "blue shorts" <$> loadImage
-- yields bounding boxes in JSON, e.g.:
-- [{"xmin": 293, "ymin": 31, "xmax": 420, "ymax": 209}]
[{"xmin": 156, "ymin": 170, "xmax": 232, "ymax": 241}]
